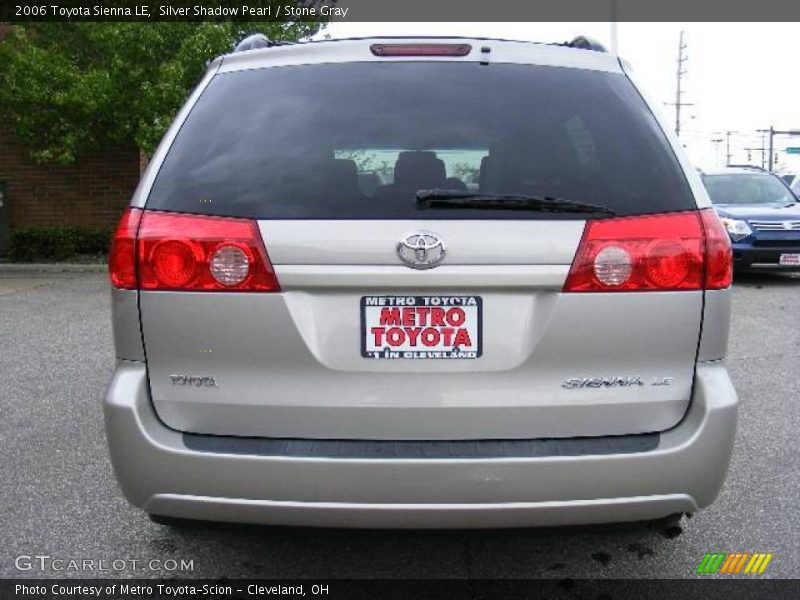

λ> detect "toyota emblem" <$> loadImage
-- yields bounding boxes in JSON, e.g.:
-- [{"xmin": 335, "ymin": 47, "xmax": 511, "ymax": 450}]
[{"xmin": 397, "ymin": 231, "xmax": 446, "ymax": 269}]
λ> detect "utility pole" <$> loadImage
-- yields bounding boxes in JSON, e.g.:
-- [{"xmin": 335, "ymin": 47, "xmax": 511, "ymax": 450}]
[
  {"xmin": 757, "ymin": 127, "xmax": 776, "ymax": 170},
  {"xmin": 768, "ymin": 126, "xmax": 774, "ymax": 171},
  {"xmin": 756, "ymin": 127, "xmax": 800, "ymax": 171},
  {"xmin": 725, "ymin": 131, "xmax": 735, "ymax": 166},
  {"xmin": 665, "ymin": 31, "xmax": 693, "ymax": 137},
  {"xmin": 744, "ymin": 143, "xmax": 766, "ymax": 168},
  {"xmin": 711, "ymin": 137, "xmax": 724, "ymax": 166}
]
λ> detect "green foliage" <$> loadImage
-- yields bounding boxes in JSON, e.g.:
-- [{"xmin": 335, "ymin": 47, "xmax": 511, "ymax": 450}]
[
  {"xmin": 452, "ymin": 162, "xmax": 480, "ymax": 184},
  {"xmin": 7, "ymin": 226, "xmax": 113, "ymax": 262},
  {"xmin": 0, "ymin": 21, "xmax": 322, "ymax": 164},
  {"xmin": 336, "ymin": 149, "xmax": 393, "ymax": 180}
]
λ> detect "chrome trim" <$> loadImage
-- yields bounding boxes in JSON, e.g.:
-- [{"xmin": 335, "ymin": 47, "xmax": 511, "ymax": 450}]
[
  {"xmin": 749, "ymin": 262, "xmax": 800, "ymax": 269},
  {"xmin": 273, "ymin": 264, "xmax": 570, "ymax": 289},
  {"xmin": 749, "ymin": 220, "xmax": 800, "ymax": 231},
  {"xmin": 396, "ymin": 230, "xmax": 446, "ymax": 270}
]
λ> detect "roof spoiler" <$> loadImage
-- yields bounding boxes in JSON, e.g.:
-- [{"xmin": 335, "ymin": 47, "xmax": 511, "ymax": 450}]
[{"xmin": 231, "ymin": 34, "xmax": 608, "ymax": 55}]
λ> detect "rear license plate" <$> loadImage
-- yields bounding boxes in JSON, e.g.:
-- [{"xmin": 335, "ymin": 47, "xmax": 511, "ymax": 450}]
[
  {"xmin": 779, "ymin": 253, "xmax": 800, "ymax": 266},
  {"xmin": 361, "ymin": 295, "xmax": 482, "ymax": 359}
]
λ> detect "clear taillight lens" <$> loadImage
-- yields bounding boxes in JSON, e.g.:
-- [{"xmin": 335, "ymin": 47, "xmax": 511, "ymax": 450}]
[
  {"xmin": 210, "ymin": 244, "xmax": 251, "ymax": 287},
  {"xmin": 593, "ymin": 245, "xmax": 633, "ymax": 287}
]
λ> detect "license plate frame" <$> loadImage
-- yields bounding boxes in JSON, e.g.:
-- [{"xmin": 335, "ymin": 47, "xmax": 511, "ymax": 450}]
[{"xmin": 361, "ymin": 295, "xmax": 483, "ymax": 359}]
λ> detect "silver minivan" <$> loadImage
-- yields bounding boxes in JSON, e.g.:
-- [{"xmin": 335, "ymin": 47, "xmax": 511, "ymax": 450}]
[{"xmin": 104, "ymin": 36, "xmax": 738, "ymax": 528}]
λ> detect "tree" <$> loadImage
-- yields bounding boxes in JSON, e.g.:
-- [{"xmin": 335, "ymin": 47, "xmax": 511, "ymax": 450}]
[
  {"xmin": 452, "ymin": 162, "xmax": 480, "ymax": 184},
  {"xmin": 335, "ymin": 149, "xmax": 394, "ymax": 181},
  {"xmin": 0, "ymin": 21, "xmax": 322, "ymax": 164}
]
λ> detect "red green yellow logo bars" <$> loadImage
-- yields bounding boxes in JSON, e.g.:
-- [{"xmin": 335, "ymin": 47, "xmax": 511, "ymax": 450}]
[{"xmin": 696, "ymin": 552, "xmax": 773, "ymax": 575}]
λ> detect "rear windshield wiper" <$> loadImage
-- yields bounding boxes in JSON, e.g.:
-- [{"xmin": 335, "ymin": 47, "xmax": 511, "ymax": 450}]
[{"xmin": 415, "ymin": 189, "xmax": 615, "ymax": 216}]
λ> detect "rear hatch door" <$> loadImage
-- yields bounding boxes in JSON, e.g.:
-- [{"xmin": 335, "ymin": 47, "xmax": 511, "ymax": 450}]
[{"xmin": 138, "ymin": 55, "xmax": 702, "ymax": 440}]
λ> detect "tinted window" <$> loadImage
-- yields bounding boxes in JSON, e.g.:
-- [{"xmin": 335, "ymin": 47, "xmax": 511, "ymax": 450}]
[
  {"xmin": 148, "ymin": 62, "xmax": 694, "ymax": 219},
  {"xmin": 702, "ymin": 173, "xmax": 797, "ymax": 206}
]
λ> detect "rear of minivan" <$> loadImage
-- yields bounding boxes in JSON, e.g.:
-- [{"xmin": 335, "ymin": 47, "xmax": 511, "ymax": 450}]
[{"xmin": 104, "ymin": 38, "xmax": 738, "ymax": 528}]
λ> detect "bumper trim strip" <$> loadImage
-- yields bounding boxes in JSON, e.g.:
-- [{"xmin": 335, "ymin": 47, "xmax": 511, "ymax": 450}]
[
  {"xmin": 144, "ymin": 493, "xmax": 697, "ymax": 529},
  {"xmin": 182, "ymin": 431, "xmax": 660, "ymax": 459}
]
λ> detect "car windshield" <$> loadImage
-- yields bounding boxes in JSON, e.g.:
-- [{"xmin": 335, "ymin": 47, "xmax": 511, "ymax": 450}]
[
  {"xmin": 702, "ymin": 173, "xmax": 797, "ymax": 206},
  {"xmin": 148, "ymin": 62, "xmax": 694, "ymax": 219}
]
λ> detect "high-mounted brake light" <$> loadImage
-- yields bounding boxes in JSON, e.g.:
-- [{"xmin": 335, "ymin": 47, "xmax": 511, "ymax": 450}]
[
  {"xmin": 370, "ymin": 43, "xmax": 472, "ymax": 57},
  {"xmin": 109, "ymin": 207, "xmax": 142, "ymax": 289},
  {"xmin": 109, "ymin": 210, "xmax": 280, "ymax": 292},
  {"xmin": 563, "ymin": 209, "xmax": 731, "ymax": 292}
]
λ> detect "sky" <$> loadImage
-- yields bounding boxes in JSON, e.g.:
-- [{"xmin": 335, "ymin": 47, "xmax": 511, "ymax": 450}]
[{"xmin": 314, "ymin": 22, "xmax": 800, "ymax": 174}]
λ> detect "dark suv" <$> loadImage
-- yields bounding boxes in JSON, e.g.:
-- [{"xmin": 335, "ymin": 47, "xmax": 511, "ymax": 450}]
[{"xmin": 702, "ymin": 166, "xmax": 800, "ymax": 272}]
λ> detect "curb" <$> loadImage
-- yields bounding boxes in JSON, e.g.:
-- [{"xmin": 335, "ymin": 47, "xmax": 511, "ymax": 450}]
[{"xmin": 0, "ymin": 263, "xmax": 107, "ymax": 274}]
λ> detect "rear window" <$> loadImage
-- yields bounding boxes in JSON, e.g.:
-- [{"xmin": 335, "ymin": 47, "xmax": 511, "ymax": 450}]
[
  {"xmin": 147, "ymin": 61, "xmax": 694, "ymax": 219},
  {"xmin": 702, "ymin": 173, "xmax": 797, "ymax": 206}
]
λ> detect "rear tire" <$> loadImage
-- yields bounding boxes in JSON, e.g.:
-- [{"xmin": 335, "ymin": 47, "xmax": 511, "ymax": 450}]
[
  {"xmin": 147, "ymin": 513, "xmax": 200, "ymax": 528},
  {"xmin": 649, "ymin": 512, "xmax": 685, "ymax": 538}
]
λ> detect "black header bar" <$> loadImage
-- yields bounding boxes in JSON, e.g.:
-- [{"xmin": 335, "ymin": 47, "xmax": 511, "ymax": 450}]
[{"xmin": 2, "ymin": 0, "xmax": 800, "ymax": 22}]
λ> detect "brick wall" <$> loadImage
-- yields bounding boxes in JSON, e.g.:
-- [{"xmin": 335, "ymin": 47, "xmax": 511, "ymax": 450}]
[
  {"xmin": 0, "ymin": 23, "xmax": 142, "ymax": 230},
  {"xmin": 0, "ymin": 122, "xmax": 142, "ymax": 229}
]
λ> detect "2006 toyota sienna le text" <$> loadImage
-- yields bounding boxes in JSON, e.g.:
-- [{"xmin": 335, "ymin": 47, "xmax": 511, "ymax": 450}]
[{"xmin": 103, "ymin": 36, "xmax": 738, "ymax": 529}]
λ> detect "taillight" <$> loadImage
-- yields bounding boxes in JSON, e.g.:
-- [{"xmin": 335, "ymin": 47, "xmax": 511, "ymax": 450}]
[
  {"xmin": 109, "ymin": 207, "xmax": 142, "ymax": 289},
  {"xmin": 370, "ymin": 43, "xmax": 472, "ymax": 57},
  {"xmin": 136, "ymin": 211, "xmax": 279, "ymax": 292},
  {"xmin": 563, "ymin": 210, "xmax": 731, "ymax": 292},
  {"xmin": 699, "ymin": 208, "xmax": 733, "ymax": 290}
]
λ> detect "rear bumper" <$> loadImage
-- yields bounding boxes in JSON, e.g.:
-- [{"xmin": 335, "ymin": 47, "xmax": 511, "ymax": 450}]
[
  {"xmin": 732, "ymin": 242, "xmax": 800, "ymax": 271},
  {"xmin": 104, "ymin": 361, "xmax": 737, "ymax": 528}
]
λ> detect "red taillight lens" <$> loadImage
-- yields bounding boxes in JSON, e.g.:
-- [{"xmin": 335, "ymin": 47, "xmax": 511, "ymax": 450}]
[
  {"xmin": 150, "ymin": 239, "xmax": 201, "ymax": 288},
  {"xmin": 563, "ymin": 212, "xmax": 706, "ymax": 292},
  {"xmin": 109, "ymin": 207, "xmax": 142, "ymax": 289},
  {"xmin": 700, "ymin": 208, "xmax": 733, "ymax": 290},
  {"xmin": 137, "ymin": 211, "xmax": 279, "ymax": 292},
  {"xmin": 370, "ymin": 43, "xmax": 472, "ymax": 57}
]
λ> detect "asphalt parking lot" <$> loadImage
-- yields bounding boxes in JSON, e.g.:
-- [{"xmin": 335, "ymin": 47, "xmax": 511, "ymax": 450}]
[{"xmin": 1, "ymin": 272, "xmax": 798, "ymax": 580}]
